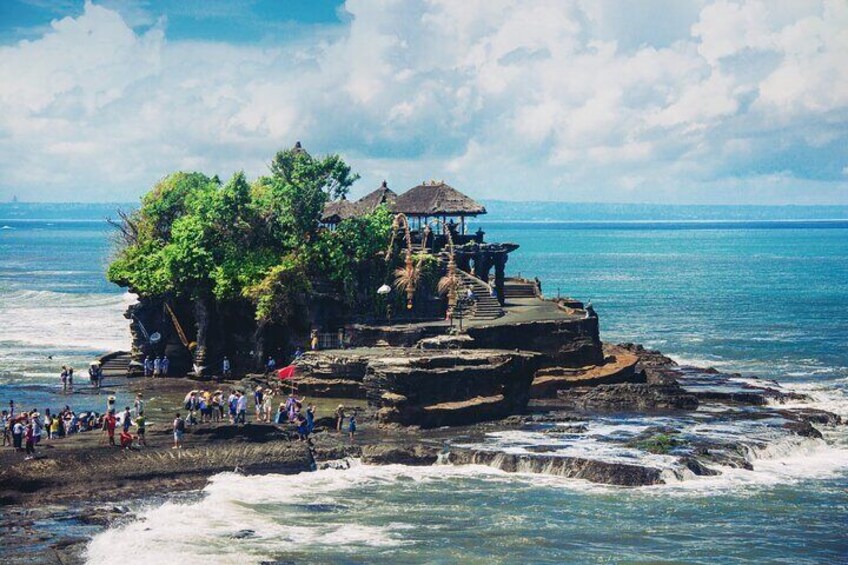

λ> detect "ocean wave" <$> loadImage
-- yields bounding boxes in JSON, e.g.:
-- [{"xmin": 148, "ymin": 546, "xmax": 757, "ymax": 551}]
[
  {"xmin": 85, "ymin": 463, "xmax": 522, "ymax": 565},
  {"xmin": 0, "ymin": 290, "xmax": 134, "ymax": 353},
  {"xmin": 85, "ymin": 437, "xmax": 848, "ymax": 564}
]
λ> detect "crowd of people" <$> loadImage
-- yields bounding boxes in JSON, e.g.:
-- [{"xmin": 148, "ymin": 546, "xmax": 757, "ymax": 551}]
[
  {"xmin": 0, "ymin": 395, "xmax": 150, "ymax": 459},
  {"xmin": 177, "ymin": 385, "xmax": 360, "ymax": 444}
]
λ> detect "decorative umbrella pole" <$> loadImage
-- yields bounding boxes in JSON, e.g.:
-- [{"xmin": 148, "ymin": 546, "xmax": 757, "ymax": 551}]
[{"xmin": 384, "ymin": 213, "xmax": 419, "ymax": 310}]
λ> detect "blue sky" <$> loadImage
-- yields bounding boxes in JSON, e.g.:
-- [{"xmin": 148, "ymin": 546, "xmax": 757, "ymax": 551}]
[{"xmin": 0, "ymin": 0, "xmax": 846, "ymax": 204}]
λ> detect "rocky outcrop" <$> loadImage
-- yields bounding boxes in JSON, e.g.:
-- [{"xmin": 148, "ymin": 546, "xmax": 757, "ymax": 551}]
[
  {"xmin": 361, "ymin": 444, "xmax": 442, "ymax": 466},
  {"xmin": 559, "ymin": 383, "xmax": 699, "ymax": 411},
  {"xmin": 444, "ymin": 448, "xmax": 665, "ymax": 486},
  {"xmin": 364, "ymin": 349, "xmax": 542, "ymax": 428},
  {"xmin": 617, "ymin": 343, "xmax": 678, "ymax": 384},
  {"xmin": 293, "ymin": 352, "xmax": 370, "ymax": 398},
  {"xmin": 0, "ymin": 437, "xmax": 315, "ymax": 507},
  {"xmin": 466, "ymin": 317, "xmax": 604, "ymax": 367},
  {"xmin": 531, "ymin": 344, "xmax": 642, "ymax": 398}
]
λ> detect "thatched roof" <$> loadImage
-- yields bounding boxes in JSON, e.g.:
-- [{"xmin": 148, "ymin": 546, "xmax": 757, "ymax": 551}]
[
  {"xmin": 356, "ymin": 181, "xmax": 397, "ymax": 213},
  {"xmin": 394, "ymin": 181, "xmax": 486, "ymax": 216},
  {"xmin": 322, "ymin": 179, "xmax": 485, "ymax": 224},
  {"xmin": 321, "ymin": 197, "xmax": 358, "ymax": 224}
]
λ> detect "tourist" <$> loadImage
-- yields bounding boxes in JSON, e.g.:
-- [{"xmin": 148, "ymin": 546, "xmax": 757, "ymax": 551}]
[
  {"xmin": 60, "ymin": 366, "xmax": 68, "ymax": 393},
  {"xmin": 67, "ymin": 366, "xmax": 74, "ymax": 390},
  {"xmin": 162, "ymin": 356, "xmax": 170, "ymax": 376},
  {"xmin": 296, "ymin": 412, "xmax": 309, "ymax": 441},
  {"xmin": 214, "ymin": 391, "xmax": 224, "ymax": 422},
  {"xmin": 119, "ymin": 429, "xmax": 135, "ymax": 450},
  {"xmin": 222, "ymin": 356, "xmax": 231, "ymax": 378},
  {"xmin": 121, "ymin": 407, "xmax": 133, "ymax": 434},
  {"xmin": 266, "ymin": 356, "xmax": 276, "ymax": 375},
  {"xmin": 1, "ymin": 410, "xmax": 8, "ymax": 446},
  {"xmin": 135, "ymin": 411, "xmax": 147, "ymax": 446},
  {"xmin": 12, "ymin": 418, "xmax": 24, "ymax": 451},
  {"xmin": 104, "ymin": 410, "xmax": 117, "ymax": 446},
  {"xmin": 348, "ymin": 411, "xmax": 357, "ymax": 441},
  {"xmin": 337, "ymin": 328, "xmax": 345, "ymax": 349},
  {"xmin": 236, "ymin": 391, "xmax": 247, "ymax": 424},
  {"xmin": 32, "ymin": 411, "xmax": 42, "ymax": 445},
  {"xmin": 24, "ymin": 422, "xmax": 36, "ymax": 458},
  {"xmin": 50, "ymin": 413, "xmax": 60, "ymax": 440},
  {"xmin": 275, "ymin": 402, "xmax": 286, "ymax": 424},
  {"xmin": 172, "ymin": 413, "xmax": 184, "ymax": 449},
  {"xmin": 306, "ymin": 403, "xmax": 315, "ymax": 434},
  {"xmin": 144, "ymin": 356, "xmax": 152, "ymax": 377},
  {"xmin": 335, "ymin": 404, "xmax": 345, "ymax": 432},
  {"xmin": 9, "ymin": 400, "xmax": 15, "ymax": 419},
  {"xmin": 263, "ymin": 389, "xmax": 274, "ymax": 423},
  {"xmin": 134, "ymin": 393, "xmax": 145, "ymax": 418},
  {"xmin": 228, "ymin": 391, "xmax": 237, "ymax": 423},
  {"xmin": 293, "ymin": 347, "xmax": 303, "ymax": 360},
  {"xmin": 106, "ymin": 395, "xmax": 116, "ymax": 415},
  {"xmin": 310, "ymin": 330, "xmax": 319, "ymax": 351},
  {"xmin": 153, "ymin": 356, "xmax": 161, "ymax": 377},
  {"xmin": 43, "ymin": 411, "xmax": 52, "ymax": 440},
  {"xmin": 254, "ymin": 385, "xmax": 264, "ymax": 421}
]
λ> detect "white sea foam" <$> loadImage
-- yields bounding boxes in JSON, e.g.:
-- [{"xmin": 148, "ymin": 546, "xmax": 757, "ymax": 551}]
[
  {"xmin": 85, "ymin": 463, "xmax": 529, "ymax": 565},
  {"xmin": 0, "ymin": 289, "xmax": 134, "ymax": 352},
  {"xmin": 653, "ymin": 436, "xmax": 848, "ymax": 497}
]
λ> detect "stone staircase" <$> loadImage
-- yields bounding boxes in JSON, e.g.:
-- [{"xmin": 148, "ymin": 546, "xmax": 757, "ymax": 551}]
[
  {"xmin": 98, "ymin": 351, "xmax": 132, "ymax": 377},
  {"xmin": 503, "ymin": 279, "xmax": 538, "ymax": 301},
  {"xmin": 456, "ymin": 269, "xmax": 503, "ymax": 320}
]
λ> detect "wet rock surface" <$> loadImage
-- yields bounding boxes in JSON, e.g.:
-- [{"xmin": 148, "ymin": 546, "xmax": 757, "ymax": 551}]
[
  {"xmin": 559, "ymin": 383, "xmax": 700, "ymax": 411},
  {"xmin": 361, "ymin": 444, "xmax": 442, "ymax": 466}
]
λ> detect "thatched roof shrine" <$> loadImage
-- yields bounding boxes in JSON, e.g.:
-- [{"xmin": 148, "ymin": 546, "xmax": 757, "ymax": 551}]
[
  {"xmin": 321, "ymin": 179, "xmax": 485, "ymax": 225},
  {"xmin": 356, "ymin": 180, "xmax": 397, "ymax": 213},
  {"xmin": 394, "ymin": 180, "xmax": 486, "ymax": 217}
]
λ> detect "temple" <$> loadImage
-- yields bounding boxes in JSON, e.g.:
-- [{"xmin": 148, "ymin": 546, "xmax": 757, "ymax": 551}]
[{"xmin": 322, "ymin": 179, "xmax": 518, "ymax": 311}]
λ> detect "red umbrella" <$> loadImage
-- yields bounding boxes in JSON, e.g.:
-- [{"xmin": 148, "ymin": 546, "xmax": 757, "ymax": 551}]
[{"xmin": 277, "ymin": 365, "xmax": 297, "ymax": 380}]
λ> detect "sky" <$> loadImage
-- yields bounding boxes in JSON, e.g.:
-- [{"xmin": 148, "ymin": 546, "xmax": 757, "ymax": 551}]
[{"xmin": 0, "ymin": 0, "xmax": 846, "ymax": 204}]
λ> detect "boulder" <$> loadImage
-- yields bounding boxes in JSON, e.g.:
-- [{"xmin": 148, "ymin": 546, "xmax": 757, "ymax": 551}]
[
  {"xmin": 361, "ymin": 444, "xmax": 441, "ymax": 466},
  {"xmin": 560, "ymin": 383, "xmax": 699, "ymax": 411},
  {"xmin": 445, "ymin": 448, "xmax": 665, "ymax": 486}
]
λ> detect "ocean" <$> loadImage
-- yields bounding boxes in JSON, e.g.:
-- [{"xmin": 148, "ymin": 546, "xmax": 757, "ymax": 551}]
[{"xmin": 1, "ymin": 203, "xmax": 846, "ymax": 564}]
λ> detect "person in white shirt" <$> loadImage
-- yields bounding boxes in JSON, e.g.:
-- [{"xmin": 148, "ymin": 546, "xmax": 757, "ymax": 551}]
[
  {"xmin": 236, "ymin": 392, "xmax": 247, "ymax": 424},
  {"xmin": 134, "ymin": 393, "xmax": 145, "ymax": 418}
]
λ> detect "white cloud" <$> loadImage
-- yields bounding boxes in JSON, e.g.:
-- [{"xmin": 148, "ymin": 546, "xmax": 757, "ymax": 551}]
[{"xmin": 0, "ymin": 0, "xmax": 846, "ymax": 204}]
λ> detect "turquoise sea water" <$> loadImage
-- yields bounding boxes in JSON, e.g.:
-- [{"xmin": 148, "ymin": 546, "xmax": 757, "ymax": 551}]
[{"xmin": 1, "ymin": 205, "xmax": 847, "ymax": 564}]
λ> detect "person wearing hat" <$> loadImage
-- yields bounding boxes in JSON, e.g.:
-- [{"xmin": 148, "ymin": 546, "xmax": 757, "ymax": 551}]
[{"xmin": 262, "ymin": 389, "xmax": 274, "ymax": 423}]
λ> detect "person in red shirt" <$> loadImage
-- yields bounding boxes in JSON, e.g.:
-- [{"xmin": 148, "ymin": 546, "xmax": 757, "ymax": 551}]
[
  {"xmin": 105, "ymin": 411, "xmax": 117, "ymax": 446},
  {"xmin": 24, "ymin": 422, "xmax": 36, "ymax": 458},
  {"xmin": 119, "ymin": 430, "xmax": 134, "ymax": 450}
]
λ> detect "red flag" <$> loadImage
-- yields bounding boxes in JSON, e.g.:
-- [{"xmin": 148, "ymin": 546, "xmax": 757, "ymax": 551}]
[{"xmin": 277, "ymin": 365, "xmax": 297, "ymax": 380}]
